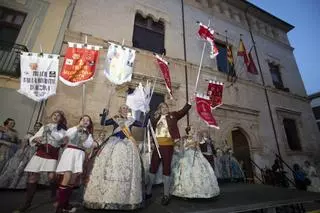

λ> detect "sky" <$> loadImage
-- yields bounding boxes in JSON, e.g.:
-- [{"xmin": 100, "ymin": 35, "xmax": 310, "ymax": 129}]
[{"xmin": 248, "ymin": 0, "xmax": 320, "ymax": 95}]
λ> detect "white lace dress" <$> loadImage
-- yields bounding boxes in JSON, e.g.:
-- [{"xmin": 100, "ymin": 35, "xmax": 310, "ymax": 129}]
[
  {"xmin": 83, "ymin": 117, "xmax": 143, "ymax": 210},
  {"xmin": 171, "ymin": 138, "xmax": 220, "ymax": 198},
  {"xmin": 306, "ymin": 166, "xmax": 320, "ymax": 192}
]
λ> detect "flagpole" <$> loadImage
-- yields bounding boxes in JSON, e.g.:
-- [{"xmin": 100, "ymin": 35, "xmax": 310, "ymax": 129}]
[
  {"xmin": 81, "ymin": 35, "xmax": 88, "ymax": 116},
  {"xmin": 195, "ymin": 20, "xmax": 210, "ymax": 93},
  {"xmin": 225, "ymin": 30, "xmax": 230, "ymax": 82},
  {"xmin": 245, "ymin": 6, "xmax": 281, "ymax": 158},
  {"xmin": 181, "ymin": 0, "xmax": 190, "ymax": 128}
]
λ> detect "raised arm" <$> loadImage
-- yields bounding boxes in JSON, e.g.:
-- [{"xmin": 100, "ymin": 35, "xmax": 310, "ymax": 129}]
[
  {"xmin": 174, "ymin": 103, "xmax": 192, "ymax": 120},
  {"xmin": 29, "ymin": 126, "xmax": 44, "ymax": 146}
]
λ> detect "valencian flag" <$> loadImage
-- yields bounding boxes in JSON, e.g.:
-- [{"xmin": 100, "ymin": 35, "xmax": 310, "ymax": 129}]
[
  {"xmin": 18, "ymin": 52, "xmax": 59, "ymax": 101},
  {"xmin": 60, "ymin": 42, "xmax": 102, "ymax": 86},
  {"xmin": 155, "ymin": 54, "xmax": 173, "ymax": 99},
  {"xmin": 207, "ymin": 80, "xmax": 224, "ymax": 109},
  {"xmin": 197, "ymin": 22, "xmax": 219, "ymax": 59},
  {"xmin": 237, "ymin": 39, "xmax": 258, "ymax": 75},
  {"xmin": 196, "ymin": 93, "xmax": 219, "ymax": 129},
  {"xmin": 104, "ymin": 42, "xmax": 136, "ymax": 85},
  {"xmin": 227, "ymin": 45, "xmax": 236, "ymax": 79}
]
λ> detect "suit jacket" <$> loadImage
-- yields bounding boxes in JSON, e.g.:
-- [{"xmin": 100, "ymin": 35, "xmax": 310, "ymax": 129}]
[
  {"xmin": 151, "ymin": 103, "xmax": 191, "ymax": 140},
  {"xmin": 200, "ymin": 138, "xmax": 216, "ymax": 156}
]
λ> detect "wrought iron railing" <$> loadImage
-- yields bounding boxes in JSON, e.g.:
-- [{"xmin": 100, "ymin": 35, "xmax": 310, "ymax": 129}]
[{"xmin": 0, "ymin": 40, "xmax": 28, "ymax": 77}]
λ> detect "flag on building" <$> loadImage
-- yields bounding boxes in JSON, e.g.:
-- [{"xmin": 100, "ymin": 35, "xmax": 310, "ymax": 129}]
[
  {"xmin": 18, "ymin": 52, "xmax": 59, "ymax": 102},
  {"xmin": 195, "ymin": 93, "xmax": 219, "ymax": 129},
  {"xmin": 60, "ymin": 42, "xmax": 101, "ymax": 86},
  {"xmin": 104, "ymin": 42, "xmax": 136, "ymax": 85},
  {"xmin": 207, "ymin": 80, "xmax": 224, "ymax": 109},
  {"xmin": 227, "ymin": 45, "xmax": 236, "ymax": 79},
  {"xmin": 197, "ymin": 22, "xmax": 219, "ymax": 59},
  {"xmin": 237, "ymin": 39, "xmax": 258, "ymax": 75},
  {"xmin": 155, "ymin": 54, "xmax": 173, "ymax": 99}
]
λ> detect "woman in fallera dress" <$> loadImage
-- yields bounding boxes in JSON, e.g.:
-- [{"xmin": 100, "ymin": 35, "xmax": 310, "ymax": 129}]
[
  {"xmin": 83, "ymin": 105, "xmax": 144, "ymax": 210},
  {"xmin": 304, "ymin": 160, "xmax": 320, "ymax": 192},
  {"xmin": 55, "ymin": 115, "xmax": 95, "ymax": 213},
  {"xmin": 0, "ymin": 122, "xmax": 42, "ymax": 189},
  {"xmin": 171, "ymin": 127, "xmax": 220, "ymax": 198},
  {"xmin": 0, "ymin": 118, "xmax": 19, "ymax": 172},
  {"xmin": 14, "ymin": 111, "xmax": 67, "ymax": 213}
]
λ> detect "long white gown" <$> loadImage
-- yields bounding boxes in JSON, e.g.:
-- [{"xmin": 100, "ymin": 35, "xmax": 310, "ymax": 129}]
[
  {"xmin": 83, "ymin": 117, "xmax": 143, "ymax": 210},
  {"xmin": 305, "ymin": 166, "xmax": 320, "ymax": 192},
  {"xmin": 171, "ymin": 137, "xmax": 220, "ymax": 198}
]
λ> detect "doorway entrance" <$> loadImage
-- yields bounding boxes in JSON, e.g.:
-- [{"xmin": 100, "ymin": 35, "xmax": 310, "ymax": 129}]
[{"xmin": 231, "ymin": 129, "xmax": 253, "ymax": 181}]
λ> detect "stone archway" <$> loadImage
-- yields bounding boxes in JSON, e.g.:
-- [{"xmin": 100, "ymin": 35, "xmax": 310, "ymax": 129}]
[{"xmin": 231, "ymin": 128, "xmax": 253, "ymax": 180}]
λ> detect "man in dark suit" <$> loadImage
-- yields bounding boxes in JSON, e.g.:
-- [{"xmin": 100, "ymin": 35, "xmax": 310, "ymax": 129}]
[
  {"xmin": 146, "ymin": 101, "xmax": 191, "ymax": 205},
  {"xmin": 199, "ymin": 130, "xmax": 216, "ymax": 169}
]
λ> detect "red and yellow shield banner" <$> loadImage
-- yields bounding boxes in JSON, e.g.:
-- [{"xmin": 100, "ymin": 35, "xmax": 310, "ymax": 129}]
[{"xmin": 60, "ymin": 42, "xmax": 101, "ymax": 86}]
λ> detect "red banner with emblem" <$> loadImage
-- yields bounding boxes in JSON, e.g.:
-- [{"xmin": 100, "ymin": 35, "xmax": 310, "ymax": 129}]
[
  {"xmin": 59, "ymin": 42, "xmax": 101, "ymax": 86},
  {"xmin": 196, "ymin": 93, "xmax": 219, "ymax": 129},
  {"xmin": 155, "ymin": 54, "xmax": 173, "ymax": 99},
  {"xmin": 207, "ymin": 81, "xmax": 224, "ymax": 109}
]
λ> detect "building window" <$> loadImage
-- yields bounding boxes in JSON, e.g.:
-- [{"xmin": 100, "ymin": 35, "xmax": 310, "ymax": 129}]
[
  {"xmin": 132, "ymin": 13, "xmax": 165, "ymax": 54},
  {"xmin": 269, "ymin": 63, "xmax": 284, "ymax": 90},
  {"xmin": 128, "ymin": 88, "xmax": 165, "ymax": 123},
  {"xmin": 283, "ymin": 118, "xmax": 301, "ymax": 151},
  {"xmin": 312, "ymin": 106, "xmax": 320, "ymax": 120},
  {"xmin": 216, "ymin": 42, "xmax": 228, "ymax": 73},
  {"xmin": 0, "ymin": 6, "xmax": 26, "ymax": 43}
]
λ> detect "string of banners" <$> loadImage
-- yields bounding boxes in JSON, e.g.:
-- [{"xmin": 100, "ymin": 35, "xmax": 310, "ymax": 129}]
[{"xmin": 18, "ymin": 52, "xmax": 59, "ymax": 102}]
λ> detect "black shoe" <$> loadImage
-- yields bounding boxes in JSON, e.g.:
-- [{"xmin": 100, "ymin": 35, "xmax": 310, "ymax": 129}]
[
  {"xmin": 145, "ymin": 194, "xmax": 152, "ymax": 200},
  {"xmin": 161, "ymin": 195, "xmax": 170, "ymax": 206}
]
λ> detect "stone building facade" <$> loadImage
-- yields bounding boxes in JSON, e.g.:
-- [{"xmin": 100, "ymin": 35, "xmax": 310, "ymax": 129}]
[{"xmin": 1, "ymin": 0, "xmax": 319, "ymax": 180}]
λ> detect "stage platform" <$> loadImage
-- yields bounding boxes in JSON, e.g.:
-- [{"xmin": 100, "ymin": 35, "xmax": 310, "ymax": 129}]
[{"xmin": 0, "ymin": 183, "xmax": 319, "ymax": 213}]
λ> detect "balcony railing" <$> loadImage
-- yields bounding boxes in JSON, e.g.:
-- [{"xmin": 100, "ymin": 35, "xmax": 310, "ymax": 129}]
[{"xmin": 0, "ymin": 40, "xmax": 28, "ymax": 78}]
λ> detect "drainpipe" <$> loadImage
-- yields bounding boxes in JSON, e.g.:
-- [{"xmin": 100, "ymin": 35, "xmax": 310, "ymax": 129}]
[
  {"xmin": 181, "ymin": 0, "xmax": 190, "ymax": 128},
  {"xmin": 244, "ymin": 6, "xmax": 282, "ymax": 159}
]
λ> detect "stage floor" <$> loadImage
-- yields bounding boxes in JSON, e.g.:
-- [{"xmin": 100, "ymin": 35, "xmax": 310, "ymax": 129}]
[{"xmin": 0, "ymin": 183, "xmax": 319, "ymax": 213}]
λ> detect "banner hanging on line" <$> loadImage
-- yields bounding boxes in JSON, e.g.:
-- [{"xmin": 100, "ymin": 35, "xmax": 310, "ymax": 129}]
[
  {"xmin": 196, "ymin": 93, "xmax": 219, "ymax": 129},
  {"xmin": 155, "ymin": 54, "xmax": 173, "ymax": 99},
  {"xmin": 207, "ymin": 80, "xmax": 224, "ymax": 109},
  {"xmin": 104, "ymin": 42, "xmax": 136, "ymax": 85},
  {"xmin": 18, "ymin": 52, "xmax": 59, "ymax": 102},
  {"xmin": 59, "ymin": 42, "xmax": 101, "ymax": 86}
]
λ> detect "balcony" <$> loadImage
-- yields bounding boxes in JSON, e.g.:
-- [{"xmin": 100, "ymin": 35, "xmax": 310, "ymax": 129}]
[{"xmin": 0, "ymin": 40, "xmax": 28, "ymax": 78}]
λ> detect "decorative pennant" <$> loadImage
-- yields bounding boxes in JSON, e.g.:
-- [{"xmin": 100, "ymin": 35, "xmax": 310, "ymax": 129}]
[
  {"xmin": 195, "ymin": 93, "xmax": 219, "ymax": 129},
  {"xmin": 207, "ymin": 80, "xmax": 224, "ymax": 109},
  {"xmin": 197, "ymin": 22, "xmax": 219, "ymax": 59},
  {"xmin": 155, "ymin": 54, "xmax": 173, "ymax": 99},
  {"xmin": 18, "ymin": 52, "xmax": 59, "ymax": 102},
  {"xmin": 104, "ymin": 42, "xmax": 136, "ymax": 85},
  {"xmin": 59, "ymin": 42, "xmax": 101, "ymax": 86}
]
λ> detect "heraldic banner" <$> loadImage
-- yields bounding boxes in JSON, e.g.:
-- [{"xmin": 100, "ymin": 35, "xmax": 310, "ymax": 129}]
[
  {"xmin": 18, "ymin": 52, "xmax": 59, "ymax": 102},
  {"xmin": 207, "ymin": 80, "xmax": 224, "ymax": 109},
  {"xmin": 155, "ymin": 54, "xmax": 173, "ymax": 99},
  {"xmin": 104, "ymin": 42, "xmax": 136, "ymax": 85},
  {"xmin": 60, "ymin": 42, "xmax": 101, "ymax": 86},
  {"xmin": 196, "ymin": 93, "xmax": 219, "ymax": 129}
]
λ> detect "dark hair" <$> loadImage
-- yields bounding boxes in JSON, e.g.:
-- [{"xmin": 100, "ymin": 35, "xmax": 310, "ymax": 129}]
[
  {"xmin": 51, "ymin": 110, "xmax": 67, "ymax": 131},
  {"xmin": 293, "ymin": 164, "xmax": 300, "ymax": 171},
  {"xmin": 4, "ymin": 118, "xmax": 15, "ymax": 126},
  {"xmin": 79, "ymin": 115, "xmax": 93, "ymax": 134},
  {"xmin": 34, "ymin": 122, "xmax": 43, "ymax": 127}
]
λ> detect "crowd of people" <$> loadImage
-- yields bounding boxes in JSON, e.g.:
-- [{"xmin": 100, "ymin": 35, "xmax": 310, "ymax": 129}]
[
  {"xmin": 262, "ymin": 159, "xmax": 320, "ymax": 192},
  {"xmin": 0, "ymin": 101, "xmax": 318, "ymax": 213}
]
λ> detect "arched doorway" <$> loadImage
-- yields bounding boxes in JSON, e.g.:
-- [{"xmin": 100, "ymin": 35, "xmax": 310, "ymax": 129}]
[{"xmin": 231, "ymin": 128, "xmax": 253, "ymax": 181}]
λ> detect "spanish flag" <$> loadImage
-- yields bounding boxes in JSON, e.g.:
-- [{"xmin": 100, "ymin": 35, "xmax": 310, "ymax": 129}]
[{"xmin": 237, "ymin": 39, "xmax": 258, "ymax": 75}]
